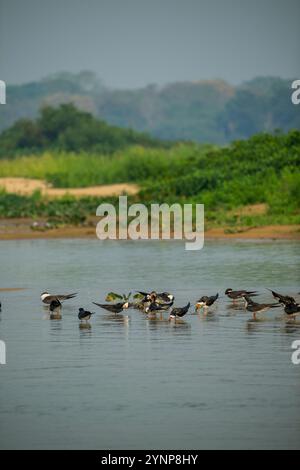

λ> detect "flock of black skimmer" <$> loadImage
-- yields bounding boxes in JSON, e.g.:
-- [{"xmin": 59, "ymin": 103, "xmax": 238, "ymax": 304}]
[{"xmin": 36, "ymin": 288, "xmax": 300, "ymax": 324}]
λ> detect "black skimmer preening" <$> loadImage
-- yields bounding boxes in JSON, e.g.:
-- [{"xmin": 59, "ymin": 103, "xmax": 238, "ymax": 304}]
[
  {"xmin": 92, "ymin": 301, "xmax": 129, "ymax": 314},
  {"xmin": 156, "ymin": 292, "xmax": 175, "ymax": 303},
  {"xmin": 196, "ymin": 293, "xmax": 219, "ymax": 310},
  {"xmin": 169, "ymin": 302, "xmax": 190, "ymax": 322},
  {"xmin": 135, "ymin": 291, "xmax": 174, "ymax": 312},
  {"xmin": 243, "ymin": 295, "xmax": 280, "ymax": 320},
  {"xmin": 136, "ymin": 291, "xmax": 174, "ymax": 304},
  {"xmin": 225, "ymin": 288, "xmax": 257, "ymax": 301},
  {"xmin": 135, "ymin": 291, "xmax": 157, "ymax": 310},
  {"xmin": 41, "ymin": 291, "xmax": 77, "ymax": 304},
  {"xmin": 78, "ymin": 308, "xmax": 95, "ymax": 322},
  {"xmin": 145, "ymin": 300, "xmax": 174, "ymax": 313},
  {"xmin": 268, "ymin": 289, "xmax": 296, "ymax": 305}
]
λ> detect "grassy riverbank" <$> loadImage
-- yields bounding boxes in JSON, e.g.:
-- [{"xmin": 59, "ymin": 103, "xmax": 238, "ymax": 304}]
[{"xmin": 0, "ymin": 106, "xmax": 299, "ymax": 234}]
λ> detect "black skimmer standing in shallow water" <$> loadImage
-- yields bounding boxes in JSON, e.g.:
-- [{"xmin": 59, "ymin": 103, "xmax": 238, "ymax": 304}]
[
  {"xmin": 243, "ymin": 295, "xmax": 281, "ymax": 320},
  {"xmin": 169, "ymin": 302, "xmax": 190, "ymax": 322},
  {"xmin": 267, "ymin": 290, "xmax": 299, "ymax": 320},
  {"xmin": 225, "ymin": 289, "xmax": 257, "ymax": 301},
  {"xmin": 92, "ymin": 301, "xmax": 129, "ymax": 314},
  {"xmin": 268, "ymin": 289, "xmax": 296, "ymax": 305},
  {"xmin": 195, "ymin": 293, "xmax": 218, "ymax": 311},
  {"xmin": 41, "ymin": 292, "xmax": 77, "ymax": 304},
  {"xmin": 78, "ymin": 308, "xmax": 95, "ymax": 322}
]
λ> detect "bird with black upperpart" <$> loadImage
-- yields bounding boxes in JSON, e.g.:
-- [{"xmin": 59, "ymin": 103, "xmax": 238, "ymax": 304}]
[
  {"xmin": 196, "ymin": 293, "xmax": 218, "ymax": 310},
  {"xmin": 243, "ymin": 295, "xmax": 281, "ymax": 320},
  {"xmin": 268, "ymin": 289, "xmax": 296, "ymax": 306},
  {"xmin": 169, "ymin": 302, "xmax": 190, "ymax": 322},
  {"xmin": 145, "ymin": 300, "xmax": 174, "ymax": 313},
  {"xmin": 225, "ymin": 288, "xmax": 257, "ymax": 301},
  {"xmin": 93, "ymin": 301, "xmax": 129, "ymax": 314},
  {"xmin": 78, "ymin": 308, "xmax": 95, "ymax": 322},
  {"xmin": 283, "ymin": 302, "xmax": 300, "ymax": 319}
]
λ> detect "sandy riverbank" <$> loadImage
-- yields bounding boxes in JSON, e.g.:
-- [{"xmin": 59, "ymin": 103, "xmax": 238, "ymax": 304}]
[
  {"xmin": 0, "ymin": 218, "xmax": 299, "ymax": 240},
  {"xmin": 0, "ymin": 177, "xmax": 139, "ymax": 197}
]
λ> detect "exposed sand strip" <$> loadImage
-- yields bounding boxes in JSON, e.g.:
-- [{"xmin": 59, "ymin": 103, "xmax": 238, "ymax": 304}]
[
  {"xmin": 0, "ymin": 288, "xmax": 27, "ymax": 292},
  {"xmin": 0, "ymin": 177, "xmax": 139, "ymax": 197}
]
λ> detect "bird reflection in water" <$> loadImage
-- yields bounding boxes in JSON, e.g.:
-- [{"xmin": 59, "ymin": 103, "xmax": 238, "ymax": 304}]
[
  {"xmin": 49, "ymin": 312, "xmax": 62, "ymax": 320},
  {"xmin": 101, "ymin": 313, "xmax": 130, "ymax": 326},
  {"xmin": 79, "ymin": 322, "xmax": 92, "ymax": 330},
  {"xmin": 79, "ymin": 322, "xmax": 92, "ymax": 339}
]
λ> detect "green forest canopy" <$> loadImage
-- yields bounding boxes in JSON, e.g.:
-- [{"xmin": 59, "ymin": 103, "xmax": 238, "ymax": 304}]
[{"xmin": 0, "ymin": 104, "xmax": 165, "ymax": 158}]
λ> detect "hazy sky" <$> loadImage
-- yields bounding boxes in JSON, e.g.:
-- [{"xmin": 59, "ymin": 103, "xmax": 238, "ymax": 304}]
[{"xmin": 0, "ymin": 0, "xmax": 299, "ymax": 88}]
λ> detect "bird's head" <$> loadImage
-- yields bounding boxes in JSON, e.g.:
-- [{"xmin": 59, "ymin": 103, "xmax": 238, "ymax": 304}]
[
  {"xmin": 195, "ymin": 297, "xmax": 206, "ymax": 309},
  {"xmin": 150, "ymin": 291, "xmax": 157, "ymax": 301},
  {"xmin": 225, "ymin": 288, "xmax": 232, "ymax": 294}
]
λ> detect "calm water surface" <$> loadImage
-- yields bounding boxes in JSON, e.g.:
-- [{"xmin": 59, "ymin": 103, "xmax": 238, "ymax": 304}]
[{"xmin": 0, "ymin": 239, "xmax": 299, "ymax": 449}]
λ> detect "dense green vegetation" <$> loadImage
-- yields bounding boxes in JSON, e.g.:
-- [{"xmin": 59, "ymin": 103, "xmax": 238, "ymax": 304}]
[
  {"xmin": 0, "ymin": 104, "xmax": 164, "ymax": 158},
  {"xmin": 2, "ymin": 72, "xmax": 299, "ymax": 144},
  {"xmin": 0, "ymin": 191, "xmax": 113, "ymax": 225},
  {"xmin": 0, "ymin": 130, "xmax": 299, "ymax": 228},
  {"xmin": 0, "ymin": 144, "xmax": 213, "ymax": 187}
]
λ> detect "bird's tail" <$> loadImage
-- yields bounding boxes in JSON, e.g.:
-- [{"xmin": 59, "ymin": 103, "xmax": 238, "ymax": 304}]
[
  {"xmin": 92, "ymin": 302, "xmax": 105, "ymax": 308},
  {"xmin": 267, "ymin": 288, "xmax": 279, "ymax": 298},
  {"xmin": 66, "ymin": 293, "xmax": 78, "ymax": 299}
]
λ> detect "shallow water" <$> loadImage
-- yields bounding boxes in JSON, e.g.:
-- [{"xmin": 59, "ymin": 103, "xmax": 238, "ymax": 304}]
[{"xmin": 0, "ymin": 238, "xmax": 299, "ymax": 449}]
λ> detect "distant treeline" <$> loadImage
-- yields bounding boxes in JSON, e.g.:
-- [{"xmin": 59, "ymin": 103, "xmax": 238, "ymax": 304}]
[
  {"xmin": 1, "ymin": 72, "xmax": 300, "ymax": 144},
  {"xmin": 0, "ymin": 104, "xmax": 165, "ymax": 158}
]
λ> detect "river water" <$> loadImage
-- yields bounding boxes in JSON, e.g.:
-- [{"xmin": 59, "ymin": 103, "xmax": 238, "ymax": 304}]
[{"xmin": 0, "ymin": 238, "xmax": 299, "ymax": 449}]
